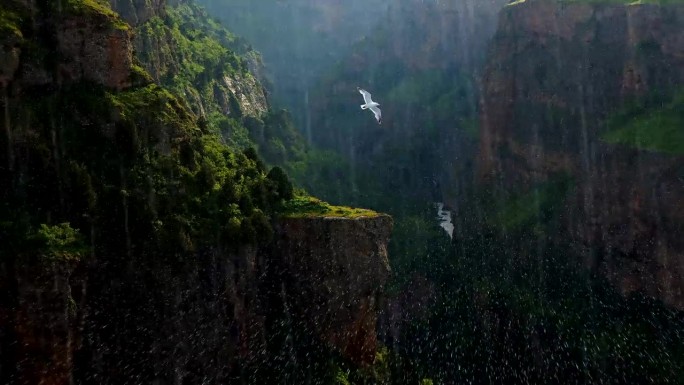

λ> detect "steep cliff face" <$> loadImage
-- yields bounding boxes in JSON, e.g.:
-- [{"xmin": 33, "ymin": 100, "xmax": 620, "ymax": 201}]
[
  {"xmin": 271, "ymin": 215, "xmax": 392, "ymax": 365},
  {"xmin": 1, "ymin": 218, "xmax": 393, "ymax": 384},
  {"xmin": 77, "ymin": 213, "xmax": 393, "ymax": 384},
  {"xmin": 479, "ymin": 0, "xmax": 684, "ymax": 307},
  {"xmin": 0, "ymin": 4, "xmax": 135, "ymax": 382},
  {"xmin": 0, "ymin": 17, "xmax": 22, "ymax": 87},
  {"xmin": 0, "ymin": 0, "xmax": 392, "ymax": 384},
  {"xmin": 127, "ymin": 2, "xmax": 307, "ymax": 166},
  {"xmin": 2, "ymin": 0, "xmax": 134, "ymax": 90},
  {"xmin": 0, "ymin": 258, "xmax": 86, "ymax": 385},
  {"xmin": 132, "ymin": 4, "xmax": 267, "ymax": 123}
]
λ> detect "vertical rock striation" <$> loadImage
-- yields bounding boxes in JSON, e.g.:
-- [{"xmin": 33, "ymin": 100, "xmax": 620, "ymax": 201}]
[
  {"xmin": 479, "ymin": 0, "xmax": 684, "ymax": 308},
  {"xmin": 56, "ymin": 16, "xmax": 133, "ymax": 90},
  {"xmin": 269, "ymin": 215, "xmax": 393, "ymax": 365},
  {"xmin": 0, "ymin": 260, "xmax": 86, "ymax": 385}
]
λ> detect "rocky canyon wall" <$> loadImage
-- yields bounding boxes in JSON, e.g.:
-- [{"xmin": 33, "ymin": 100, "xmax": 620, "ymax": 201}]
[{"xmin": 478, "ymin": 0, "xmax": 684, "ymax": 308}]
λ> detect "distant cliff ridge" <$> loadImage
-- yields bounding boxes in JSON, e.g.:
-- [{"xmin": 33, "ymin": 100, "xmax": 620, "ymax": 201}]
[
  {"xmin": 479, "ymin": 0, "xmax": 684, "ymax": 307},
  {"xmin": 197, "ymin": 0, "xmax": 390, "ymax": 137}
]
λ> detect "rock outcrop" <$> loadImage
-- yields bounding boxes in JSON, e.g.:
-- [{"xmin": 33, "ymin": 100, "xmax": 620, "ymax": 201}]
[
  {"xmin": 0, "ymin": 217, "xmax": 393, "ymax": 384},
  {"xmin": 1, "ymin": 1, "xmax": 134, "ymax": 90},
  {"xmin": 132, "ymin": 3, "xmax": 268, "ymax": 121},
  {"xmin": 56, "ymin": 16, "xmax": 133, "ymax": 90},
  {"xmin": 271, "ymin": 215, "xmax": 392, "ymax": 365},
  {"xmin": 478, "ymin": 0, "xmax": 684, "ymax": 307},
  {"xmin": 1, "ymin": 5, "xmax": 135, "ymax": 379},
  {"xmin": 0, "ymin": 259, "xmax": 86, "ymax": 385}
]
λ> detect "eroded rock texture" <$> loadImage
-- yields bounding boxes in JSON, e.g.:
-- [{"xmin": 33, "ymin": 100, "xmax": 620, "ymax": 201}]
[
  {"xmin": 269, "ymin": 215, "xmax": 393, "ymax": 365},
  {"xmin": 479, "ymin": 0, "xmax": 684, "ymax": 308}
]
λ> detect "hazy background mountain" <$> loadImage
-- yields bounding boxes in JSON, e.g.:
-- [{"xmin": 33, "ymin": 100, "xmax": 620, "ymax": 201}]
[{"xmin": 197, "ymin": 0, "xmax": 390, "ymax": 141}]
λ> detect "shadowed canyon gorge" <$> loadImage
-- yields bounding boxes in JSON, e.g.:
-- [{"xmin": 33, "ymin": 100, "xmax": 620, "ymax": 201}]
[{"xmin": 2, "ymin": 0, "xmax": 684, "ymax": 384}]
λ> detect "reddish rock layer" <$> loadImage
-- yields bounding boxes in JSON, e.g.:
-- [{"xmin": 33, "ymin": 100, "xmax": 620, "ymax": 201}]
[{"xmin": 479, "ymin": 0, "xmax": 684, "ymax": 308}]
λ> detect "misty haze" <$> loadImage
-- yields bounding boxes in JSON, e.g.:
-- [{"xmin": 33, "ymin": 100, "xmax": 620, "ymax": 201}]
[{"xmin": 1, "ymin": 0, "xmax": 684, "ymax": 384}]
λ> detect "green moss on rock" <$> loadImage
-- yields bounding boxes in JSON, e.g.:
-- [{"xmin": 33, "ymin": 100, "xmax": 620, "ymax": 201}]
[
  {"xmin": 281, "ymin": 194, "xmax": 380, "ymax": 219},
  {"xmin": 492, "ymin": 175, "xmax": 574, "ymax": 231},
  {"xmin": 602, "ymin": 90, "xmax": 684, "ymax": 155},
  {"xmin": 0, "ymin": 7, "xmax": 22, "ymax": 37},
  {"xmin": 130, "ymin": 63, "xmax": 154, "ymax": 85},
  {"xmin": 64, "ymin": 0, "xmax": 130, "ymax": 30},
  {"xmin": 107, "ymin": 83, "xmax": 194, "ymax": 130}
]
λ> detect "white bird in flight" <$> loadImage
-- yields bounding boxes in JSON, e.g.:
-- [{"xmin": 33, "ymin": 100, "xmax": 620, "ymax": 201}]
[{"xmin": 358, "ymin": 87, "xmax": 382, "ymax": 124}]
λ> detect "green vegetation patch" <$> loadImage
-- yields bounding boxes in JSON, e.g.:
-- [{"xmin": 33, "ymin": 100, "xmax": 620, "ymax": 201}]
[
  {"xmin": 492, "ymin": 174, "xmax": 574, "ymax": 231},
  {"xmin": 8, "ymin": 80, "xmax": 290, "ymax": 253},
  {"xmin": 131, "ymin": 2, "xmax": 308, "ymax": 181},
  {"xmin": 130, "ymin": 63, "xmax": 154, "ymax": 85},
  {"xmin": 64, "ymin": 0, "xmax": 129, "ymax": 30},
  {"xmin": 461, "ymin": 117, "xmax": 479, "ymax": 140},
  {"xmin": 134, "ymin": 4, "xmax": 262, "ymax": 150},
  {"xmin": 107, "ymin": 83, "xmax": 194, "ymax": 130},
  {"xmin": 387, "ymin": 70, "xmax": 447, "ymax": 104},
  {"xmin": 138, "ymin": 5, "xmax": 248, "ymax": 84},
  {"xmin": 33, "ymin": 223, "xmax": 89, "ymax": 262},
  {"xmin": 280, "ymin": 194, "xmax": 380, "ymax": 219},
  {"xmin": 602, "ymin": 90, "xmax": 684, "ymax": 155},
  {"xmin": 0, "ymin": 7, "xmax": 23, "ymax": 37}
]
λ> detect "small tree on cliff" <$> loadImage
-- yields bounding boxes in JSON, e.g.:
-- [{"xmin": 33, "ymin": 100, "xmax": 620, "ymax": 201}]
[
  {"xmin": 242, "ymin": 146, "xmax": 266, "ymax": 172},
  {"xmin": 266, "ymin": 166, "xmax": 294, "ymax": 205}
]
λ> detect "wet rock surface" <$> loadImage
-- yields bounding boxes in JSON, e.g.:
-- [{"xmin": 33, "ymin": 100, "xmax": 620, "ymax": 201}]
[
  {"xmin": 269, "ymin": 215, "xmax": 393, "ymax": 365},
  {"xmin": 479, "ymin": 0, "xmax": 684, "ymax": 308}
]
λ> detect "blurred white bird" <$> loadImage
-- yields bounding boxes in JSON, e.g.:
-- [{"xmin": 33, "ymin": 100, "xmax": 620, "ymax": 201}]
[{"xmin": 358, "ymin": 87, "xmax": 382, "ymax": 124}]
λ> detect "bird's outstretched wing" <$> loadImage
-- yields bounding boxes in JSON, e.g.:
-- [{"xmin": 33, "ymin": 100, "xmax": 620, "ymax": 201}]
[
  {"xmin": 369, "ymin": 105, "xmax": 382, "ymax": 124},
  {"xmin": 358, "ymin": 88, "xmax": 373, "ymax": 105}
]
